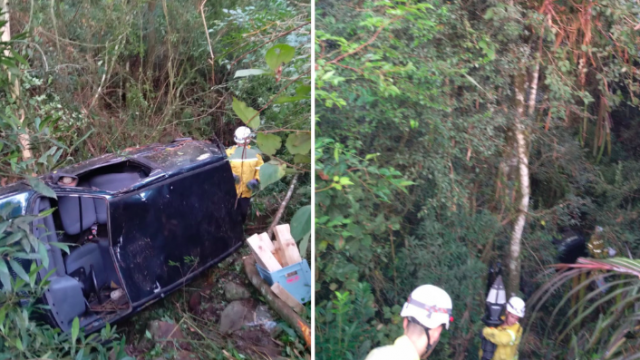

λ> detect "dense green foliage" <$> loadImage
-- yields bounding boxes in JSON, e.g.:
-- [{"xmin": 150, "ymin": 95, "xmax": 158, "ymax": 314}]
[
  {"xmin": 315, "ymin": 0, "xmax": 640, "ymax": 359},
  {"xmin": 0, "ymin": 207, "xmax": 130, "ymax": 360},
  {"xmin": 0, "ymin": 0, "xmax": 310, "ymax": 358},
  {"xmin": 2, "ymin": 0, "xmax": 310, "ymax": 203},
  {"xmin": 0, "ymin": 16, "xmax": 128, "ymax": 360}
]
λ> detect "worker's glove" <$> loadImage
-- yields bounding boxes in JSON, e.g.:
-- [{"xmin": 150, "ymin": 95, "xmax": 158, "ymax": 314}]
[
  {"xmin": 233, "ymin": 174, "xmax": 240, "ymax": 184},
  {"xmin": 247, "ymin": 179, "xmax": 260, "ymax": 191}
]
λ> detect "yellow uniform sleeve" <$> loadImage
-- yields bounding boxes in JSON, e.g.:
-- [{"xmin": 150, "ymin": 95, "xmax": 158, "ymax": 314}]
[
  {"xmin": 226, "ymin": 146, "xmax": 235, "ymax": 158},
  {"xmin": 482, "ymin": 326, "xmax": 520, "ymax": 346},
  {"xmin": 254, "ymin": 153, "xmax": 264, "ymax": 182}
]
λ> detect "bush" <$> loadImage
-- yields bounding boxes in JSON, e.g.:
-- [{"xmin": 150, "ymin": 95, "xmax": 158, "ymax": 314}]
[{"xmin": 0, "ymin": 204, "xmax": 131, "ymax": 360}]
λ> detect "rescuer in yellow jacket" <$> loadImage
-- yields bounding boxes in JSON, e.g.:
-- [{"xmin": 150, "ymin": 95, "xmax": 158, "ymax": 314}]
[
  {"xmin": 479, "ymin": 297, "xmax": 525, "ymax": 360},
  {"xmin": 226, "ymin": 126, "xmax": 264, "ymax": 223},
  {"xmin": 365, "ymin": 285, "xmax": 453, "ymax": 360}
]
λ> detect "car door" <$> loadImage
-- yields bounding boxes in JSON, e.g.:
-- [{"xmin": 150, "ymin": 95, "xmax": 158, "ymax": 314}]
[{"xmin": 108, "ymin": 159, "xmax": 244, "ymax": 305}]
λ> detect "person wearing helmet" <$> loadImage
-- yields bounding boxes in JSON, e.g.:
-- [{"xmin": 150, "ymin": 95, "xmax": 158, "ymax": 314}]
[
  {"xmin": 226, "ymin": 126, "xmax": 264, "ymax": 223},
  {"xmin": 479, "ymin": 296, "xmax": 525, "ymax": 360},
  {"xmin": 365, "ymin": 285, "xmax": 453, "ymax": 360}
]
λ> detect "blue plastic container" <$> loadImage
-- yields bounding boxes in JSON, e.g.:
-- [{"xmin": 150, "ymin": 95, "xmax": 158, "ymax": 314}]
[{"xmin": 256, "ymin": 259, "xmax": 311, "ymax": 304}]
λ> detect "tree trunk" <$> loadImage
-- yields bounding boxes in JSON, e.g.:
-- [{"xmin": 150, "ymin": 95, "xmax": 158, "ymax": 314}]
[
  {"xmin": 528, "ymin": 62, "xmax": 540, "ymax": 116},
  {"xmin": 508, "ymin": 64, "xmax": 534, "ymax": 294},
  {"xmin": 0, "ymin": 0, "xmax": 30, "ymax": 161}
]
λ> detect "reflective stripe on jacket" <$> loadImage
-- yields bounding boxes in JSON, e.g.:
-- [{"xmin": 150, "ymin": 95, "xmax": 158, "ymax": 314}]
[
  {"xmin": 225, "ymin": 145, "xmax": 264, "ymax": 198},
  {"xmin": 479, "ymin": 322, "xmax": 523, "ymax": 360},
  {"xmin": 364, "ymin": 335, "xmax": 420, "ymax": 360}
]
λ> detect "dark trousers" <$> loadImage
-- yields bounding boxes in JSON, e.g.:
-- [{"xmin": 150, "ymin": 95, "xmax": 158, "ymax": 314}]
[{"xmin": 237, "ymin": 197, "xmax": 251, "ymax": 224}]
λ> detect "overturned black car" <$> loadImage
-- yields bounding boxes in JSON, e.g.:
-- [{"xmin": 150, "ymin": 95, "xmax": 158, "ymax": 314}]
[{"xmin": 0, "ymin": 138, "xmax": 244, "ymax": 333}]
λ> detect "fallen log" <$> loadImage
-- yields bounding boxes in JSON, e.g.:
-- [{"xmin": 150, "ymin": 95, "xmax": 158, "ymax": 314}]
[
  {"xmin": 243, "ymin": 255, "xmax": 311, "ymax": 347},
  {"xmin": 271, "ymin": 282, "xmax": 304, "ymax": 314}
]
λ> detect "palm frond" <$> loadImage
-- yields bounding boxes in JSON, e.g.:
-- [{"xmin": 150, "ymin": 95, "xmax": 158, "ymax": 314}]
[{"xmin": 526, "ymin": 257, "xmax": 640, "ymax": 359}]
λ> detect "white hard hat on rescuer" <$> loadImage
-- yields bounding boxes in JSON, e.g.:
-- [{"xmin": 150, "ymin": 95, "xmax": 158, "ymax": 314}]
[
  {"xmin": 365, "ymin": 284, "xmax": 453, "ymax": 360},
  {"xmin": 401, "ymin": 284, "xmax": 453, "ymax": 330},
  {"xmin": 234, "ymin": 126, "xmax": 253, "ymax": 144},
  {"xmin": 506, "ymin": 296, "xmax": 525, "ymax": 318}
]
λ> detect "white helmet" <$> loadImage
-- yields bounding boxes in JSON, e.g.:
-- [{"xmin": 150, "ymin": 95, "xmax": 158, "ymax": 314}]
[
  {"xmin": 400, "ymin": 285, "xmax": 453, "ymax": 330},
  {"xmin": 506, "ymin": 296, "xmax": 525, "ymax": 318},
  {"xmin": 234, "ymin": 126, "xmax": 253, "ymax": 144}
]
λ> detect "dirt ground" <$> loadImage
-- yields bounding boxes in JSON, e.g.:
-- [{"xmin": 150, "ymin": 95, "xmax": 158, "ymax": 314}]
[{"xmin": 117, "ymin": 250, "xmax": 310, "ymax": 360}]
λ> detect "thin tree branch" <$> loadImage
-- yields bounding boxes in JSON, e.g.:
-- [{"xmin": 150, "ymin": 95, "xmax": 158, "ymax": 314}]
[
  {"xmin": 327, "ymin": 16, "xmax": 402, "ymax": 65},
  {"xmin": 267, "ymin": 173, "xmax": 299, "ymax": 237},
  {"xmin": 87, "ymin": 40, "xmax": 113, "ymax": 112},
  {"xmin": 271, "ymin": 155, "xmax": 309, "ymax": 172},
  {"xmin": 260, "ymin": 129, "xmax": 310, "ymax": 134},
  {"xmin": 335, "ymin": 62, "xmax": 363, "ymax": 74},
  {"xmin": 14, "ymin": 40, "xmax": 48, "ymax": 71},
  {"xmin": 200, "ymin": 0, "xmax": 216, "ymax": 86},
  {"xmin": 50, "ymin": 0, "xmax": 60, "ymax": 56},
  {"xmin": 36, "ymin": 29, "xmax": 109, "ymax": 47},
  {"xmin": 229, "ymin": 22, "xmax": 309, "ymax": 69}
]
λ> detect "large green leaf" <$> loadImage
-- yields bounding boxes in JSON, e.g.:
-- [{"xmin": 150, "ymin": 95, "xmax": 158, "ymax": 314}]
[
  {"xmin": 273, "ymin": 95, "xmax": 310, "ymax": 104},
  {"xmin": 0, "ymin": 258, "xmax": 11, "ymax": 291},
  {"xmin": 50, "ymin": 241, "xmax": 71, "ymax": 255},
  {"xmin": 259, "ymin": 161, "xmax": 286, "ymax": 190},
  {"xmin": 272, "ymin": 85, "xmax": 312, "ymax": 104},
  {"xmin": 296, "ymin": 85, "xmax": 311, "ymax": 96},
  {"xmin": 286, "ymin": 133, "xmax": 311, "ymax": 155},
  {"xmin": 290, "ymin": 205, "xmax": 311, "ymax": 240},
  {"xmin": 0, "ymin": 204, "xmax": 17, "ymax": 219},
  {"xmin": 274, "ymin": 95, "xmax": 309, "ymax": 104},
  {"xmin": 2, "ymin": 231, "xmax": 22, "ymax": 245},
  {"xmin": 38, "ymin": 241, "xmax": 49, "ymax": 269},
  {"xmin": 265, "ymin": 44, "xmax": 295, "ymax": 72},
  {"xmin": 0, "ymin": 220, "xmax": 9, "ymax": 234},
  {"xmin": 232, "ymin": 97, "xmax": 260, "ymax": 129},
  {"xmin": 293, "ymin": 154, "xmax": 311, "ymax": 164},
  {"xmin": 8, "ymin": 259, "xmax": 29, "ymax": 283},
  {"xmin": 299, "ymin": 232, "xmax": 310, "ymax": 258},
  {"xmin": 256, "ymin": 133, "xmax": 282, "ymax": 156},
  {"xmin": 71, "ymin": 317, "xmax": 80, "ymax": 344},
  {"xmin": 27, "ymin": 177, "xmax": 57, "ymax": 199}
]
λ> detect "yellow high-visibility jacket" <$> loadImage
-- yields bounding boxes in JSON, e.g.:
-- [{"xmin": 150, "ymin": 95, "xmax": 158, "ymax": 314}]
[
  {"xmin": 479, "ymin": 321, "xmax": 523, "ymax": 360},
  {"xmin": 364, "ymin": 335, "xmax": 420, "ymax": 360},
  {"xmin": 226, "ymin": 145, "xmax": 263, "ymax": 198}
]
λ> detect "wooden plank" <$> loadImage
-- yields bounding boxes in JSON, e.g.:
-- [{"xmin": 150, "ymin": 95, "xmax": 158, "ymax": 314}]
[
  {"xmin": 246, "ymin": 234, "xmax": 282, "ymax": 272},
  {"xmin": 271, "ymin": 282, "xmax": 304, "ymax": 314},
  {"xmin": 272, "ymin": 240, "xmax": 283, "ymax": 266},
  {"xmin": 256, "ymin": 232, "xmax": 283, "ymax": 266},
  {"xmin": 273, "ymin": 224, "xmax": 302, "ymax": 267},
  {"xmin": 257, "ymin": 233, "xmax": 276, "ymax": 252}
]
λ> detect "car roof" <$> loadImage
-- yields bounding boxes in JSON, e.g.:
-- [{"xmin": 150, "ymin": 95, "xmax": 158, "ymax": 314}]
[
  {"xmin": 54, "ymin": 139, "xmax": 224, "ymax": 177},
  {"xmin": 0, "ymin": 181, "xmax": 31, "ymax": 199},
  {"xmin": 0, "ymin": 139, "xmax": 226, "ymax": 204}
]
